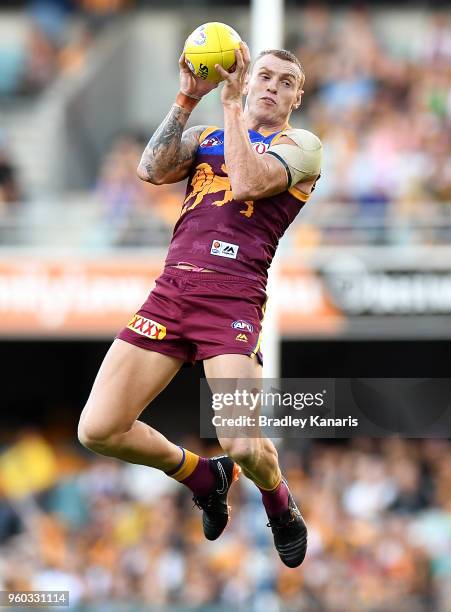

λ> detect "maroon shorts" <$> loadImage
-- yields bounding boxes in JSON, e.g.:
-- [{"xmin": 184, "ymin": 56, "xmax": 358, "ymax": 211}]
[{"xmin": 117, "ymin": 267, "xmax": 266, "ymax": 365}]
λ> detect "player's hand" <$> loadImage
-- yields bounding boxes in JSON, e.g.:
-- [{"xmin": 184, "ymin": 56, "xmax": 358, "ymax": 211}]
[
  {"xmin": 215, "ymin": 42, "xmax": 251, "ymax": 107},
  {"xmin": 179, "ymin": 53, "xmax": 218, "ymax": 99}
]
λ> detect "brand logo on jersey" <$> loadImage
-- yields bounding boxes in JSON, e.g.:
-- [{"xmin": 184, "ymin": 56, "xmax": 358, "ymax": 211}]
[
  {"xmin": 235, "ymin": 333, "xmax": 248, "ymax": 342},
  {"xmin": 252, "ymin": 142, "xmax": 269, "ymax": 155},
  {"xmin": 232, "ymin": 320, "xmax": 254, "ymax": 333},
  {"xmin": 127, "ymin": 314, "xmax": 166, "ymax": 340},
  {"xmin": 210, "ymin": 239, "xmax": 239, "ymax": 259},
  {"xmin": 201, "ymin": 136, "xmax": 223, "ymax": 148}
]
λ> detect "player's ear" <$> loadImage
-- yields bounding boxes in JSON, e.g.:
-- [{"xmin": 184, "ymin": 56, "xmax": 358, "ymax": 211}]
[{"xmin": 293, "ymin": 88, "xmax": 303, "ymax": 110}]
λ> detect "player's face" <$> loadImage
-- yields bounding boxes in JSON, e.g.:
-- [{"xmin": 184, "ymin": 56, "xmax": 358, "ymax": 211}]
[{"xmin": 245, "ymin": 55, "xmax": 304, "ymax": 124}]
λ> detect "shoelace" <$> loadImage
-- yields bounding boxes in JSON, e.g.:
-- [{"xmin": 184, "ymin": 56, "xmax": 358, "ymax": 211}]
[
  {"xmin": 192, "ymin": 495, "xmax": 214, "ymax": 511},
  {"xmin": 267, "ymin": 511, "xmax": 297, "ymax": 530}
]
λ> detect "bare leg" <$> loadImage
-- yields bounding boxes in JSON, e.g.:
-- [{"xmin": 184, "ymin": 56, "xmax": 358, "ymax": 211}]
[
  {"xmin": 203, "ymin": 354, "xmax": 281, "ymax": 489},
  {"xmin": 78, "ymin": 339, "xmax": 183, "ymax": 471},
  {"xmin": 204, "ymin": 354, "xmax": 307, "ymax": 567}
]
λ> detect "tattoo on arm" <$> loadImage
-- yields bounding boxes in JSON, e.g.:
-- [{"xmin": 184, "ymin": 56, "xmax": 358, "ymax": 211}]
[{"xmin": 138, "ymin": 105, "xmax": 207, "ymax": 183}]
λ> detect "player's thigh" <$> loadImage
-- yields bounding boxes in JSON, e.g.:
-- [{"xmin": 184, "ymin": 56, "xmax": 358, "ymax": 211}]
[
  {"xmin": 204, "ymin": 354, "xmax": 263, "ymax": 451},
  {"xmin": 203, "ymin": 353, "xmax": 262, "ymax": 380},
  {"xmin": 203, "ymin": 354, "xmax": 262, "ymax": 400},
  {"xmin": 79, "ymin": 338, "xmax": 182, "ymax": 438}
]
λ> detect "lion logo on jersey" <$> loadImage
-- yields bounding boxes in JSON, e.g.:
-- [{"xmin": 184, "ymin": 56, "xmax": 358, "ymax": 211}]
[
  {"xmin": 182, "ymin": 162, "xmax": 254, "ymax": 217},
  {"xmin": 190, "ymin": 241, "xmax": 208, "ymax": 254}
]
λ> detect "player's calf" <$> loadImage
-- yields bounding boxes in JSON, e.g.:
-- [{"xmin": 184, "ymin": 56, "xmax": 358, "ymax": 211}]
[
  {"xmin": 217, "ymin": 436, "xmax": 262, "ymax": 471},
  {"xmin": 219, "ymin": 437, "xmax": 308, "ymax": 567}
]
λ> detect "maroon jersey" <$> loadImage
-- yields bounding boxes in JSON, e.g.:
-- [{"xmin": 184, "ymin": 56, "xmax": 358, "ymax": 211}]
[{"xmin": 164, "ymin": 126, "xmax": 311, "ymax": 288}]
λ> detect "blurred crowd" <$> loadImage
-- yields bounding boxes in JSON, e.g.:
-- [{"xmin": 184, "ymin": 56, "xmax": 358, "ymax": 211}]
[
  {"xmin": 0, "ymin": 433, "xmax": 450, "ymax": 611},
  {"xmin": 93, "ymin": 132, "xmax": 178, "ymax": 247},
  {"xmin": 0, "ymin": 0, "xmax": 132, "ymax": 98},
  {"xmin": 288, "ymin": 4, "xmax": 451, "ymax": 246}
]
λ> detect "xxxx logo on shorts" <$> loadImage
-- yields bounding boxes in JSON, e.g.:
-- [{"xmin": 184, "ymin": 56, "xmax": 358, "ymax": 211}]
[{"xmin": 127, "ymin": 314, "xmax": 166, "ymax": 340}]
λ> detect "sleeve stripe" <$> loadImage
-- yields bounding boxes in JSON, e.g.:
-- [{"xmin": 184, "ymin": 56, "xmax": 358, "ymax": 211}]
[
  {"xmin": 266, "ymin": 150, "xmax": 292, "ymax": 189},
  {"xmin": 288, "ymin": 187, "xmax": 309, "ymax": 203}
]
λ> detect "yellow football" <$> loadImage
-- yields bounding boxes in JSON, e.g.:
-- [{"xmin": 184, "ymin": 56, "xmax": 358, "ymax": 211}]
[{"xmin": 184, "ymin": 22, "xmax": 242, "ymax": 83}]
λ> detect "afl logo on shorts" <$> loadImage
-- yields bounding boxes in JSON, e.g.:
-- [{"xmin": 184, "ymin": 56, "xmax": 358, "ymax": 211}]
[
  {"xmin": 232, "ymin": 320, "xmax": 254, "ymax": 333},
  {"xmin": 252, "ymin": 142, "xmax": 269, "ymax": 155},
  {"xmin": 127, "ymin": 314, "xmax": 167, "ymax": 340}
]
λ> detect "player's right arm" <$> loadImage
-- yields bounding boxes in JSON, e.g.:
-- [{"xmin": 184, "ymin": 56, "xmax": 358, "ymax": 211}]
[
  {"xmin": 137, "ymin": 52, "xmax": 217, "ymax": 185},
  {"xmin": 137, "ymin": 115, "xmax": 207, "ymax": 184}
]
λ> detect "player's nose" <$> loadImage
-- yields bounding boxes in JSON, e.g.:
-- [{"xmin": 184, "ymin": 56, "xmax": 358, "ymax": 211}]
[{"xmin": 266, "ymin": 82, "xmax": 277, "ymax": 93}]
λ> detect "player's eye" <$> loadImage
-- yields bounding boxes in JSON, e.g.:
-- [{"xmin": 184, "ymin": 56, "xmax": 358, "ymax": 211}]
[
  {"xmin": 261, "ymin": 74, "xmax": 270, "ymax": 80},
  {"xmin": 282, "ymin": 80, "xmax": 291, "ymax": 87}
]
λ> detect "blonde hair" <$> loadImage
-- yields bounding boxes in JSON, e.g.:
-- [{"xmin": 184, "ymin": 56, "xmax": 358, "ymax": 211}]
[{"xmin": 254, "ymin": 49, "xmax": 305, "ymax": 88}]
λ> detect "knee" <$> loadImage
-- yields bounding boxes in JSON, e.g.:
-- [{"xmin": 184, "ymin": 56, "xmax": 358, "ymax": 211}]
[
  {"xmin": 219, "ymin": 438, "xmax": 261, "ymax": 468},
  {"xmin": 77, "ymin": 418, "xmax": 118, "ymax": 454}
]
